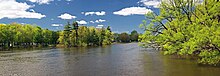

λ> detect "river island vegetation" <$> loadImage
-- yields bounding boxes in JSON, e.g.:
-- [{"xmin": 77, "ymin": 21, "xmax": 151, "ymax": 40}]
[
  {"xmin": 58, "ymin": 21, "xmax": 114, "ymax": 47},
  {"xmin": 0, "ymin": 21, "xmax": 139, "ymax": 49},
  {"xmin": 139, "ymin": 0, "xmax": 220, "ymax": 65}
]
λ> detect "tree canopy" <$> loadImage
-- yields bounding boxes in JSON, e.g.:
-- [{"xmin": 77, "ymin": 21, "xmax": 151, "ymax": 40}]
[
  {"xmin": 0, "ymin": 23, "xmax": 59, "ymax": 48},
  {"xmin": 58, "ymin": 22, "xmax": 114, "ymax": 47},
  {"xmin": 139, "ymin": 0, "xmax": 220, "ymax": 65}
]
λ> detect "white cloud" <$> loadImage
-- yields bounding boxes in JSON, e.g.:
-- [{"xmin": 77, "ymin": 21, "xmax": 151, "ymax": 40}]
[
  {"xmin": 96, "ymin": 25, "xmax": 104, "ymax": 28},
  {"xmin": 97, "ymin": 19, "xmax": 106, "ymax": 23},
  {"xmin": 97, "ymin": 25, "xmax": 104, "ymax": 27},
  {"xmin": 95, "ymin": 19, "xmax": 106, "ymax": 23},
  {"xmin": 51, "ymin": 24, "xmax": 63, "ymax": 27},
  {"xmin": 77, "ymin": 20, "xmax": 87, "ymax": 25},
  {"xmin": 90, "ymin": 19, "xmax": 106, "ymax": 24},
  {"xmin": 28, "ymin": 0, "xmax": 54, "ymax": 4},
  {"xmin": 95, "ymin": 20, "xmax": 99, "ymax": 23},
  {"xmin": 113, "ymin": 7, "xmax": 153, "ymax": 16},
  {"xmin": 138, "ymin": 0, "xmax": 161, "ymax": 8},
  {"xmin": 58, "ymin": 13, "xmax": 76, "ymax": 20},
  {"xmin": 138, "ymin": 0, "xmax": 203, "ymax": 8},
  {"xmin": 82, "ymin": 11, "xmax": 106, "ymax": 16},
  {"xmin": 90, "ymin": 21, "xmax": 95, "ymax": 23},
  {"xmin": 0, "ymin": 0, "xmax": 46, "ymax": 19}
]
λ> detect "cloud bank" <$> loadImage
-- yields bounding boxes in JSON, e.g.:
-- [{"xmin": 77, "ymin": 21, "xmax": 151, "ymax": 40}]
[{"xmin": 0, "ymin": 0, "xmax": 46, "ymax": 19}]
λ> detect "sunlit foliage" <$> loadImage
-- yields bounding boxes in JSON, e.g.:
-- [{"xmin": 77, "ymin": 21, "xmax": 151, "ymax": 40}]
[
  {"xmin": 0, "ymin": 23, "xmax": 59, "ymax": 48},
  {"xmin": 139, "ymin": 0, "xmax": 220, "ymax": 65},
  {"xmin": 58, "ymin": 22, "xmax": 114, "ymax": 47}
]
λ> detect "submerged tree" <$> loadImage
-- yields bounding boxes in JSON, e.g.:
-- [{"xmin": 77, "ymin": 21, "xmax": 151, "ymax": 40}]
[{"xmin": 139, "ymin": 0, "xmax": 220, "ymax": 65}]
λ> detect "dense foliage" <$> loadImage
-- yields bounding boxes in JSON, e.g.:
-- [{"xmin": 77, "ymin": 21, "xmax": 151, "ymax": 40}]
[
  {"xmin": 119, "ymin": 33, "xmax": 131, "ymax": 43},
  {"xmin": 130, "ymin": 30, "xmax": 139, "ymax": 42},
  {"xmin": 0, "ymin": 23, "xmax": 59, "ymax": 48},
  {"xmin": 114, "ymin": 30, "xmax": 139, "ymax": 43},
  {"xmin": 58, "ymin": 22, "xmax": 114, "ymax": 47},
  {"xmin": 139, "ymin": 0, "xmax": 220, "ymax": 65}
]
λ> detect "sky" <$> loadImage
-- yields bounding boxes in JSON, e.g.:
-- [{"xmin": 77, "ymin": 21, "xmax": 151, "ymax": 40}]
[{"xmin": 0, "ymin": 0, "xmax": 161, "ymax": 33}]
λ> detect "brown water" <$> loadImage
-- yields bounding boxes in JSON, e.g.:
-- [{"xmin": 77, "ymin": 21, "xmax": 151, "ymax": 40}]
[{"xmin": 0, "ymin": 43, "xmax": 219, "ymax": 76}]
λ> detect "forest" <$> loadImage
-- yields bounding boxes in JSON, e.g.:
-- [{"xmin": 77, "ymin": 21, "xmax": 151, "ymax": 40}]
[
  {"xmin": 0, "ymin": 23, "xmax": 59, "ymax": 48},
  {"xmin": 58, "ymin": 21, "xmax": 139, "ymax": 47},
  {"xmin": 139, "ymin": 0, "xmax": 220, "ymax": 65}
]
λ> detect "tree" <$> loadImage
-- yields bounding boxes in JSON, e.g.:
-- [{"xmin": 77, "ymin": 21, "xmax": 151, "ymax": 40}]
[
  {"xmin": 139, "ymin": 0, "xmax": 220, "ymax": 65},
  {"xmin": 42, "ymin": 29, "xmax": 52, "ymax": 46},
  {"xmin": 77, "ymin": 26, "xmax": 89, "ymax": 46},
  {"xmin": 63, "ymin": 22, "xmax": 72, "ymax": 47},
  {"xmin": 0, "ymin": 23, "xmax": 59, "ymax": 48},
  {"xmin": 58, "ymin": 22, "xmax": 114, "ymax": 47},
  {"xmin": 0, "ymin": 24, "xmax": 6, "ymax": 47},
  {"xmin": 72, "ymin": 21, "xmax": 79, "ymax": 47},
  {"xmin": 119, "ymin": 32, "xmax": 130, "ymax": 43},
  {"xmin": 130, "ymin": 30, "xmax": 139, "ymax": 42},
  {"xmin": 102, "ymin": 29, "xmax": 114, "ymax": 45},
  {"xmin": 33, "ymin": 26, "xmax": 43, "ymax": 46},
  {"xmin": 107, "ymin": 26, "xmax": 111, "ymax": 32},
  {"xmin": 113, "ymin": 33, "xmax": 120, "ymax": 42},
  {"xmin": 51, "ymin": 31, "xmax": 59, "ymax": 45}
]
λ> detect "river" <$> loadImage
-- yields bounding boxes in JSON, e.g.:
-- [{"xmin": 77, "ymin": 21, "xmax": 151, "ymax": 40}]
[{"xmin": 0, "ymin": 43, "xmax": 219, "ymax": 76}]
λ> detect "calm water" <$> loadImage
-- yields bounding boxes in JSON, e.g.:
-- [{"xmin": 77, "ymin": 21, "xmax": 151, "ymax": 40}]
[{"xmin": 0, "ymin": 43, "xmax": 220, "ymax": 76}]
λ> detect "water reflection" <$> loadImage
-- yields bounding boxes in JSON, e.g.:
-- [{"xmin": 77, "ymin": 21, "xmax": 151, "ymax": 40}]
[{"xmin": 0, "ymin": 43, "xmax": 219, "ymax": 76}]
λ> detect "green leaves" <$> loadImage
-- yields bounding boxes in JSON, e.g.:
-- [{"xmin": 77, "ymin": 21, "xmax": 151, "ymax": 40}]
[
  {"xmin": 58, "ymin": 25, "xmax": 114, "ymax": 47},
  {"xmin": 0, "ymin": 23, "xmax": 59, "ymax": 47},
  {"xmin": 199, "ymin": 50, "xmax": 220, "ymax": 65},
  {"xmin": 139, "ymin": 0, "xmax": 220, "ymax": 65}
]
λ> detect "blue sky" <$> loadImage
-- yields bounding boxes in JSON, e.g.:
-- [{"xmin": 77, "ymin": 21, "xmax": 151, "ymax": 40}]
[{"xmin": 0, "ymin": 0, "xmax": 160, "ymax": 33}]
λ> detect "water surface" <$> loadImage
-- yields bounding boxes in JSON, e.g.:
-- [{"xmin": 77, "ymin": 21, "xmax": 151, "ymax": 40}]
[{"xmin": 0, "ymin": 43, "xmax": 219, "ymax": 76}]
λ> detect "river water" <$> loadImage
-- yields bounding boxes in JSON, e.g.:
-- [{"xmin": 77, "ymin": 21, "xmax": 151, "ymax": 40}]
[{"xmin": 0, "ymin": 43, "xmax": 219, "ymax": 76}]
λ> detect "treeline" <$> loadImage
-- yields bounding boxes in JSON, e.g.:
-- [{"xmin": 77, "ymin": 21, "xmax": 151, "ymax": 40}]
[
  {"xmin": 139, "ymin": 0, "xmax": 220, "ymax": 65},
  {"xmin": 0, "ymin": 21, "xmax": 138, "ymax": 49},
  {"xmin": 114, "ymin": 30, "xmax": 139, "ymax": 43},
  {"xmin": 58, "ymin": 22, "xmax": 114, "ymax": 47},
  {"xmin": 0, "ymin": 23, "xmax": 59, "ymax": 48}
]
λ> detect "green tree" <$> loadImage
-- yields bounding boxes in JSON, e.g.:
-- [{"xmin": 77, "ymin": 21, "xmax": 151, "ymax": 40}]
[
  {"xmin": 139, "ymin": 0, "xmax": 220, "ymax": 65},
  {"xmin": 72, "ymin": 21, "xmax": 79, "ymax": 47},
  {"xmin": 0, "ymin": 23, "xmax": 59, "ymax": 48},
  {"xmin": 119, "ymin": 32, "xmax": 130, "ymax": 43},
  {"xmin": 102, "ymin": 29, "xmax": 114, "ymax": 45},
  {"xmin": 63, "ymin": 22, "xmax": 72, "ymax": 47},
  {"xmin": 130, "ymin": 30, "xmax": 139, "ymax": 42},
  {"xmin": 78, "ymin": 26, "xmax": 89, "ymax": 46},
  {"xmin": 42, "ymin": 29, "xmax": 52, "ymax": 46},
  {"xmin": 51, "ymin": 31, "xmax": 59, "ymax": 45},
  {"xmin": 33, "ymin": 26, "xmax": 43, "ymax": 46}
]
